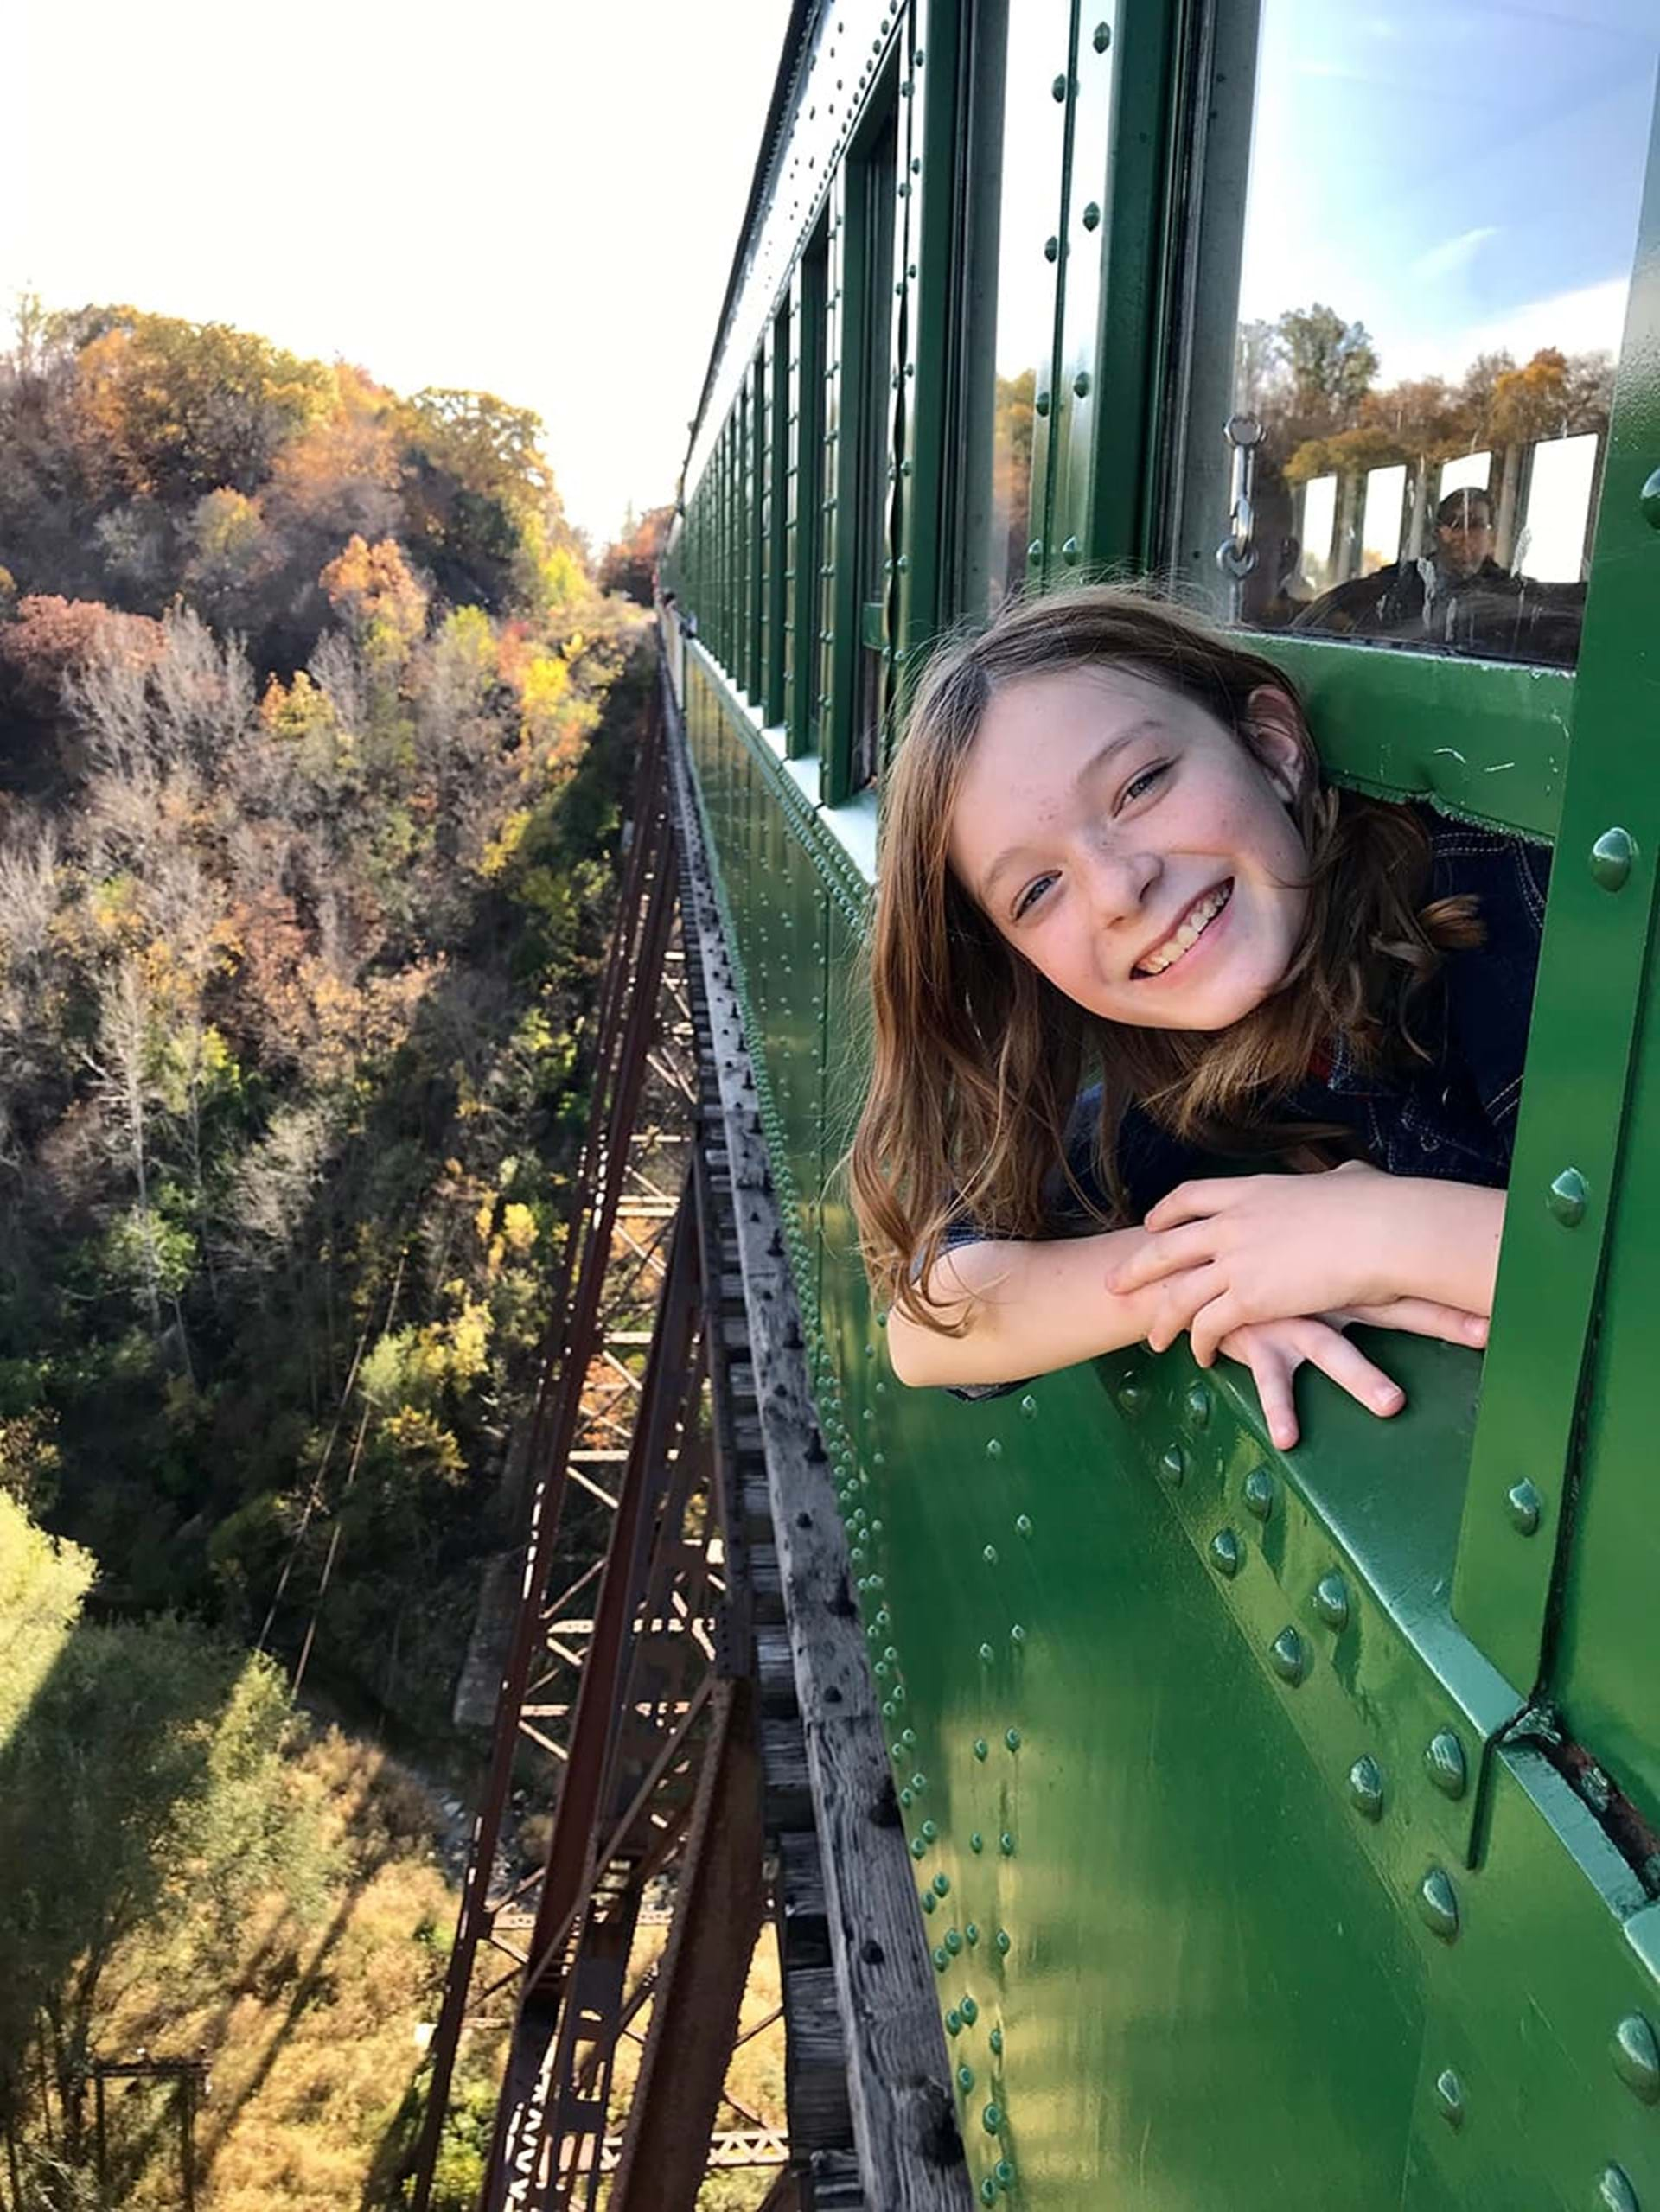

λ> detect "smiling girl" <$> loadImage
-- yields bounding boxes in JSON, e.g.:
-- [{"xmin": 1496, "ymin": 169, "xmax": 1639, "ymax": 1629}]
[{"xmin": 850, "ymin": 586, "xmax": 1548, "ymax": 1448}]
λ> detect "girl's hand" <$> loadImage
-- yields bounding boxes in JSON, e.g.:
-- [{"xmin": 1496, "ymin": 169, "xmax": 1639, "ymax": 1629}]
[
  {"xmin": 1216, "ymin": 1316, "xmax": 1406, "ymax": 1451},
  {"xmin": 1106, "ymin": 1163, "xmax": 1498, "ymax": 1366}
]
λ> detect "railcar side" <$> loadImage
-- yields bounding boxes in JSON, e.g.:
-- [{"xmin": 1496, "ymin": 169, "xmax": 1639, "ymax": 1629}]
[{"xmin": 667, "ymin": 6, "xmax": 1660, "ymax": 2205}]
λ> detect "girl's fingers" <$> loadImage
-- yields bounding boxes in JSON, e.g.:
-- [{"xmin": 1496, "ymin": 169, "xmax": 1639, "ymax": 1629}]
[
  {"xmin": 1142, "ymin": 1179, "xmax": 1236, "ymax": 1233},
  {"xmin": 1240, "ymin": 1342, "xmax": 1299, "ymax": 1452},
  {"xmin": 1341, "ymin": 1298, "xmax": 1488, "ymax": 1347},
  {"xmin": 1189, "ymin": 1291, "xmax": 1246, "ymax": 1369},
  {"xmin": 1291, "ymin": 1320, "xmax": 1406, "ymax": 1419},
  {"xmin": 1108, "ymin": 1224, "xmax": 1216, "ymax": 1293},
  {"xmin": 1143, "ymin": 1265, "xmax": 1223, "ymax": 1353}
]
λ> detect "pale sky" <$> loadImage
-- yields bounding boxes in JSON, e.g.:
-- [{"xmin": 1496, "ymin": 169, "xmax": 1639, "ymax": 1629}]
[{"xmin": 4, "ymin": 0, "xmax": 787, "ymax": 546}]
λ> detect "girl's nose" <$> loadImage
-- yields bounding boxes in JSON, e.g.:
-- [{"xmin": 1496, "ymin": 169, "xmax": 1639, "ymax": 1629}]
[{"xmin": 1084, "ymin": 846, "xmax": 1159, "ymax": 924}]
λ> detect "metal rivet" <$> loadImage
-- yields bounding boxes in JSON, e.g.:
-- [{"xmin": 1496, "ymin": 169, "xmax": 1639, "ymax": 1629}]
[
  {"xmin": 1548, "ymin": 1167, "xmax": 1588, "ymax": 1227},
  {"xmin": 995, "ymin": 1928, "xmax": 1011, "ymax": 1954},
  {"xmin": 1599, "ymin": 2163, "xmax": 1640, "ymax": 2212},
  {"xmin": 1417, "ymin": 1867, "xmax": 1460, "ymax": 1942},
  {"xmin": 1506, "ymin": 1479, "xmax": 1543, "ymax": 1536},
  {"xmin": 1314, "ymin": 1571, "xmax": 1350, "ymax": 1629},
  {"xmin": 1015, "ymin": 1514, "xmax": 1033, "ymax": 1536},
  {"xmin": 982, "ymin": 2101, "xmax": 1004, "ymax": 2132},
  {"xmin": 980, "ymin": 2183, "xmax": 996, "ymax": 2207},
  {"xmin": 970, "ymin": 1830, "xmax": 984, "ymax": 1852},
  {"xmin": 986, "ymin": 1437, "xmax": 1003, "ymax": 1458},
  {"xmin": 1044, "ymin": 235, "xmax": 1059, "ymax": 264},
  {"xmin": 1269, "ymin": 1627, "xmax": 1306, "ymax": 1684},
  {"xmin": 995, "ymin": 2158, "xmax": 1015, "ymax": 2185},
  {"xmin": 957, "ymin": 2063, "xmax": 974, "ymax": 2092},
  {"xmin": 1092, "ymin": 19, "xmax": 1112, "ymax": 49},
  {"xmin": 933, "ymin": 1946, "xmax": 949, "ymax": 1971},
  {"xmin": 1073, "ymin": 370, "xmax": 1091, "ymax": 398},
  {"xmin": 1005, "ymin": 1727, "xmax": 1021, "ymax": 1750},
  {"xmin": 910, "ymin": 1837, "xmax": 926, "ymax": 1858},
  {"xmin": 1434, "ymin": 2068, "xmax": 1465, "ymax": 2129},
  {"xmin": 1159, "ymin": 1444, "xmax": 1185, "ymax": 1486},
  {"xmin": 973, "ymin": 1737, "xmax": 988, "ymax": 1761},
  {"xmin": 960, "ymin": 1995, "xmax": 978, "ymax": 2024},
  {"xmin": 1027, "ymin": 539, "xmax": 1044, "ymax": 562},
  {"xmin": 1034, "ymin": 392, "xmax": 1050, "ymax": 418},
  {"xmin": 1082, "ymin": 200, "xmax": 1101, "ymax": 231},
  {"xmin": 1592, "ymin": 826, "xmax": 1637, "ymax": 890},
  {"xmin": 1010, "ymin": 1624, "xmax": 1026, "ymax": 1646},
  {"xmin": 966, "ymin": 1922, "xmax": 979, "ymax": 1945},
  {"xmin": 933, "ymin": 1872, "xmax": 950, "ymax": 1896},
  {"xmin": 1348, "ymin": 1756, "xmax": 1385, "ymax": 1820},
  {"xmin": 1116, "ymin": 1380, "xmax": 1146, "ymax": 1416},
  {"xmin": 1062, "ymin": 535, "xmax": 1082, "ymax": 564},
  {"xmin": 1425, "ymin": 1729, "xmax": 1468, "ymax": 1801},
  {"xmin": 1640, "ymin": 465, "xmax": 1660, "ymax": 530},
  {"xmin": 1612, "ymin": 2012, "xmax": 1660, "ymax": 2102},
  {"xmin": 1018, "ymin": 1394, "xmax": 1038, "ymax": 1418},
  {"xmin": 919, "ymin": 1885, "xmax": 933, "ymax": 1909},
  {"xmin": 999, "ymin": 1832, "xmax": 1015, "ymax": 1856},
  {"xmin": 1210, "ymin": 1528, "xmax": 1242, "ymax": 1578},
  {"xmin": 989, "ymin": 2026, "xmax": 1003, "ymax": 2055},
  {"xmin": 922, "ymin": 1820, "xmax": 937, "ymax": 1841},
  {"xmin": 983, "ymin": 1545, "xmax": 999, "ymax": 1565},
  {"xmin": 944, "ymin": 1928, "xmax": 963, "ymax": 1954},
  {"xmin": 1243, "ymin": 1467, "xmax": 1275, "ymax": 1520},
  {"xmin": 1184, "ymin": 1381, "xmax": 1212, "ymax": 1428},
  {"xmin": 979, "ymin": 1642, "xmax": 995, "ymax": 1664},
  {"xmin": 1050, "ymin": 72, "xmax": 1067, "ymax": 99},
  {"xmin": 946, "ymin": 2007, "xmax": 962, "ymax": 2036}
]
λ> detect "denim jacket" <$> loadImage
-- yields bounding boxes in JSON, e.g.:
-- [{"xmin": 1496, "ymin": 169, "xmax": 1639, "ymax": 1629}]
[{"xmin": 942, "ymin": 809, "xmax": 1550, "ymax": 1397}]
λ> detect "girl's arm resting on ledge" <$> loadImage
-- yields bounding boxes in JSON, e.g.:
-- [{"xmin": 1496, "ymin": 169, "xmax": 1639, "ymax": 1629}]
[
  {"xmin": 1107, "ymin": 1163, "xmax": 1504, "ymax": 1368},
  {"xmin": 886, "ymin": 1227, "xmax": 1178, "ymax": 1390}
]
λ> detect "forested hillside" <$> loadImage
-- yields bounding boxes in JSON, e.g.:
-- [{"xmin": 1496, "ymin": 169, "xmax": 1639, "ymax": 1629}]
[{"xmin": 0, "ymin": 300, "xmax": 660, "ymax": 2206}]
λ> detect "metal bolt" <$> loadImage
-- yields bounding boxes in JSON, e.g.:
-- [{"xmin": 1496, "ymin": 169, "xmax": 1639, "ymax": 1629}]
[
  {"xmin": 999, "ymin": 1832, "xmax": 1015, "ymax": 1856},
  {"xmin": 1062, "ymin": 536, "xmax": 1082, "ymax": 564},
  {"xmin": 1417, "ymin": 1867, "xmax": 1460, "ymax": 1942},
  {"xmin": 1314, "ymin": 1571, "xmax": 1350, "ymax": 1629},
  {"xmin": 1082, "ymin": 200, "xmax": 1101, "ymax": 230},
  {"xmin": 945, "ymin": 1928, "xmax": 964, "ymax": 1954},
  {"xmin": 1243, "ymin": 1467, "xmax": 1275, "ymax": 1520},
  {"xmin": 1591, "ymin": 826, "xmax": 1636, "ymax": 889},
  {"xmin": 1074, "ymin": 370, "xmax": 1092, "ymax": 398},
  {"xmin": 980, "ymin": 2183, "xmax": 996, "ymax": 2207},
  {"xmin": 918, "ymin": 1884, "xmax": 931, "ymax": 1907},
  {"xmin": 1159, "ymin": 1443, "xmax": 1186, "ymax": 1485},
  {"xmin": 1425, "ymin": 1729, "xmax": 1468, "ymax": 1801},
  {"xmin": 1210, "ymin": 1528, "xmax": 1242, "ymax": 1578},
  {"xmin": 961, "ymin": 1995, "xmax": 978, "ymax": 2024},
  {"xmin": 1507, "ymin": 1479, "xmax": 1544, "ymax": 1535},
  {"xmin": 1348, "ymin": 1756, "xmax": 1385, "ymax": 1820},
  {"xmin": 986, "ymin": 1438, "xmax": 1003, "ymax": 1458},
  {"xmin": 1050, "ymin": 73, "xmax": 1068, "ymax": 99},
  {"xmin": 966, "ymin": 1922, "xmax": 979, "ymax": 1946},
  {"xmin": 1599, "ymin": 2164, "xmax": 1640, "ymax": 2212},
  {"xmin": 934, "ymin": 1946, "xmax": 949, "ymax": 1972},
  {"xmin": 989, "ymin": 2026, "xmax": 1003, "ymax": 2055},
  {"xmin": 1027, "ymin": 539, "xmax": 1044, "ymax": 563},
  {"xmin": 946, "ymin": 2007, "xmax": 962, "ymax": 2036},
  {"xmin": 1005, "ymin": 1727, "xmax": 1021, "ymax": 1750},
  {"xmin": 922, "ymin": 1820, "xmax": 938, "ymax": 1841},
  {"xmin": 1548, "ymin": 1167, "xmax": 1588, "ymax": 1226},
  {"xmin": 979, "ymin": 1642, "xmax": 995, "ymax": 1664},
  {"xmin": 1433, "ymin": 2069, "xmax": 1465, "ymax": 2129},
  {"xmin": 982, "ymin": 2101, "xmax": 1004, "ymax": 2132},
  {"xmin": 1184, "ymin": 1381, "xmax": 1212, "ymax": 1428},
  {"xmin": 910, "ymin": 1837, "xmax": 927, "ymax": 1858},
  {"xmin": 983, "ymin": 1545, "xmax": 999, "ymax": 1565},
  {"xmin": 995, "ymin": 1928, "xmax": 1011, "ymax": 1954},
  {"xmin": 996, "ymin": 2158, "xmax": 1015, "ymax": 2185},
  {"xmin": 1010, "ymin": 1624, "xmax": 1026, "ymax": 1647},
  {"xmin": 1034, "ymin": 392, "xmax": 1051, "ymax": 418},
  {"xmin": 1044, "ymin": 235, "xmax": 1059, "ymax": 264},
  {"xmin": 974, "ymin": 1737, "xmax": 988, "ymax": 1762},
  {"xmin": 1016, "ymin": 1514, "xmax": 1033, "ymax": 1537},
  {"xmin": 1269, "ymin": 1628, "xmax": 1306, "ymax": 1685},
  {"xmin": 1093, "ymin": 19, "xmax": 1112, "ymax": 49},
  {"xmin": 1612, "ymin": 2012, "xmax": 1660, "ymax": 2102},
  {"xmin": 957, "ymin": 2063, "xmax": 974, "ymax": 2092},
  {"xmin": 933, "ymin": 1871, "xmax": 950, "ymax": 1896}
]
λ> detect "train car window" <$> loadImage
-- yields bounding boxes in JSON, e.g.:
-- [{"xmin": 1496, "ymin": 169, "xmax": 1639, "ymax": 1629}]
[
  {"xmin": 850, "ymin": 105, "xmax": 901, "ymax": 793},
  {"xmin": 955, "ymin": 0, "xmax": 1071, "ymax": 619},
  {"xmin": 1172, "ymin": 0, "xmax": 1659, "ymax": 669}
]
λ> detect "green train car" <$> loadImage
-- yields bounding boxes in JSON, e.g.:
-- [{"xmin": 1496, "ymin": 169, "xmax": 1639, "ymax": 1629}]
[{"xmin": 663, "ymin": 3, "xmax": 1660, "ymax": 2203}]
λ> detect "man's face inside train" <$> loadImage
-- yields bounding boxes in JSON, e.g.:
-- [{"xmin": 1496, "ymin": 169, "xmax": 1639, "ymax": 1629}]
[{"xmin": 1435, "ymin": 490, "xmax": 1497, "ymax": 579}]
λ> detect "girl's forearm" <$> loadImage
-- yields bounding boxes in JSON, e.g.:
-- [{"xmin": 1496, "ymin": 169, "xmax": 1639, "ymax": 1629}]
[{"xmin": 887, "ymin": 1230, "xmax": 1164, "ymax": 1389}]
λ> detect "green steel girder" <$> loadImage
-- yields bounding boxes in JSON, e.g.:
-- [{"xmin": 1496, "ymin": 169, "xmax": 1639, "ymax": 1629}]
[
  {"xmin": 1047, "ymin": 0, "xmax": 1113, "ymax": 575},
  {"xmin": 1019, "ymin": 0, "xmax": 1076, "ymax": 592}
]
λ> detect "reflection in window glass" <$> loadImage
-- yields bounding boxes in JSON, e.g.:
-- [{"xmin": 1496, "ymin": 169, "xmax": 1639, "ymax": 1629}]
[{"xmin": 1212, "ymin": 0, "xmax": 1657, "ymax": 666}]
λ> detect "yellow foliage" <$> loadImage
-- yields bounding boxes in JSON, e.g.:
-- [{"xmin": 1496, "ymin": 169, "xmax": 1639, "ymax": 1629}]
[
  {"xmin": 501, "ymin": 1202, "xmax": 537, "ymax": 1253},
  {"xmin": 480, "ymin": 806, "xmax": 531, "ymax": 878}
]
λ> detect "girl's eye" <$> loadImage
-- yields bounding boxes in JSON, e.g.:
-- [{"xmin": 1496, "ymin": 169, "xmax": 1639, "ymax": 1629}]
[
  {"xmin": 1120, "ymin": 762, "xmax": 1169, "ymax": 808},
  {"xmin": 1012, "ymin": 873, "xmax": 1057, "ymax": 921}
]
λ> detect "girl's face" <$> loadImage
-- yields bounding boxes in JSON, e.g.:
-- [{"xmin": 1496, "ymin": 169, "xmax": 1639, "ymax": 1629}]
[{"xmin": 946, "ymin": 665, "xmax": 1311, "ymax": 1032}]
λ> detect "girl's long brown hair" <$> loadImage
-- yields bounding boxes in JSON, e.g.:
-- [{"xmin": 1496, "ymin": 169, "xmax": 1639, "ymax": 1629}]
[{"xmin": 850, "ymin": 584, "xmax": 1481, "ymax": 1330}]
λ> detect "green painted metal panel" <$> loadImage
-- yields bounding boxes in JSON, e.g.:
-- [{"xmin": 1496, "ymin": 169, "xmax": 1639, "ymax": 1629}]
[
  {"xmin": 1402, "ymin": 1744, "xmax": 1659, "ymax": 2209},
  {"xmin": 789, "ymin": 241, "xmax": 828, "ymax": 758},
  {"xmin": 750, "ymin": 352, "xmax": 768, "ymax": 709},
  {"xmin": 766, "ymin": 307, "xmax": 790, "ymax": 728},
  {"xmin": 1452, "ymin": 106, "xmax": 1660, "ymax": 1696},
  {"xmin": 1048, "ymin": 0, "xmax": 1113, "ymax": 571},
  {"xmin": 1021, "ymin": 0, "xmax": 1079, "ymax": 593}
]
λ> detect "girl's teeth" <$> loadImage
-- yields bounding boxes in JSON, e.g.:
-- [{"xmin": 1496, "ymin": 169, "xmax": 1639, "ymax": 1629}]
[{"xmin": 1137, "ymin": 883, "xmax": 1230, "ymax": 976}]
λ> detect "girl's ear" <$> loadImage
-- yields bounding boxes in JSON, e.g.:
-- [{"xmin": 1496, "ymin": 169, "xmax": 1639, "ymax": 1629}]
[{"xmin": 1244, "ymin": 685, "xmax": 1307, "ymax": 806}]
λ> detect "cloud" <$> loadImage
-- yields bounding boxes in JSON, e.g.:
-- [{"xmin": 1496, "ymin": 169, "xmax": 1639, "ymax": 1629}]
[{"xmin": 1409, "ymin": 226, "xmax": 1501, "ymax": 283}]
